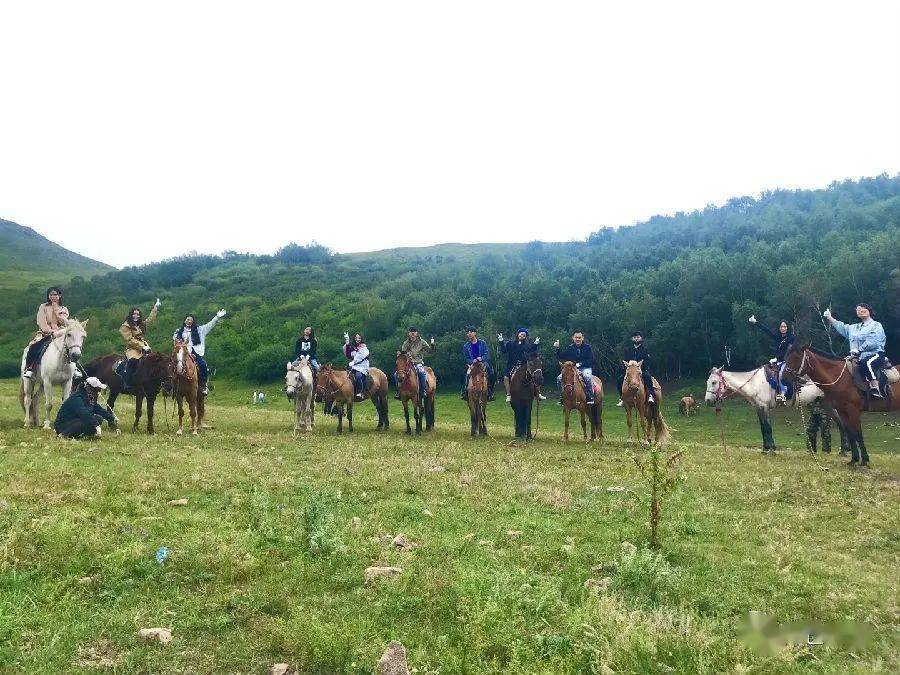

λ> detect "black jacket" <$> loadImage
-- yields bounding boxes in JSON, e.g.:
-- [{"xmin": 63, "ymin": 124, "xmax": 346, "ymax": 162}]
[
  {"xmin": 54, "ymin": 389, "xmax": 115, "ymax": 432},
  {"xmin": 754, "ymin": 322, "xmax": 794, "ymax": 361},
  {"xmin": 623, "ymin": 343, "xmax": 653, "ymax": 372},
  {"xmin": 501, "ymin": 339, "xmax": 537, "ymax": 371},
  {"xmin": 556, "ymin": 342, "xmax": 594, "ymax": 368},
  {"xmin": 294, "ymin": 337, "xmax": 318, "ymax": 360}
]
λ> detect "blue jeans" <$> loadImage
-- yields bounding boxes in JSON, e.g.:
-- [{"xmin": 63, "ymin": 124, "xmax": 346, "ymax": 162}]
[
  {"xmin": 194, "ymin": 353, "xmax": 208, "ymax": 384},
  {"xmin": 415, "ymin": 364, "xmax": 428, "ymax": 397},
  {"xmin": 353, "ymin": 370, "xmax": 366, "ymax": 396},
  {"xmin": 557, "ymin": 367, "xmax": 594, "ymax": 401},
  {"xmin": 861, "ymin": 352, "xmax": 886, "ymax": 381}
]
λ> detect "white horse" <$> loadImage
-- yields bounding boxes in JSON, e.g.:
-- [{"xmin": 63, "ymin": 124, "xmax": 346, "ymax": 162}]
[
  {"xmin": 20, "ymin": 318, "xmax": 88, "ymax": 429},
  {"xmin": 285, "ymin": 357, "xmax": 314, "ymax": 434}
]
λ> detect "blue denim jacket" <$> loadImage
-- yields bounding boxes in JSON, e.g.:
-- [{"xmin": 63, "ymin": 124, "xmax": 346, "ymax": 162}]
[{"xmin": 831, "ymin": 318, "xmax": 886, "ymax": 358}]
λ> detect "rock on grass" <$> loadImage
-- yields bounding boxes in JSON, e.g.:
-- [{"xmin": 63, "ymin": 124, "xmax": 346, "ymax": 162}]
[
  {"xmin": 167, "ymin": 498, "xmax": 189, "ymax": 507},
  {"xmin": 376, "ymin": 641, "xmax": 409, "ymax": 675},
  {"xmin": 269, "ymin": 663, "xmax": 294, "ymax": 675},
  {"xmin": 137, "ymin": 627, "xmax": 173, "ymax": 645},
  {"xmin": 364, "ymin": 566, "xmax": 402, "ymax": 585}
]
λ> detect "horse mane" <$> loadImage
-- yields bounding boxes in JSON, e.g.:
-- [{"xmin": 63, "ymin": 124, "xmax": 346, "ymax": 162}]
[{"xmin": 805, "ymin": 345, "xmax": 843, "ymax": 362}]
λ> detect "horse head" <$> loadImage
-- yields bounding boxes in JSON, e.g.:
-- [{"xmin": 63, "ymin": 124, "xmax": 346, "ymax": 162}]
[
  {"xmin": 623, "ymin": 359, "xmax": 644, "ymax": 393},
  {"xmin": 172, "ymin": 340, "xmax": 191, "ymax": 375},
  {"xmin": 395, "ymin": 351, "xmax": 413, "ymax": 383},
  {"xmin": 560, "ymin": 361, "xmax": 577, "ymax": 394},
  {"xmin": 62, "ymin": 317, "xmax": 88, "ymax": 362},
  {"xmin": 285, "ymin": 360, "xmax": 300, "ymax": 399},
  {"xmin": 316, "ymin": 364, "xmax": 337, "ymax": 400},
  {"xmin": 704, "ymin": 366, "xmax": 725, "ymax": 405},
  {"xmin": 526, "ymin": 354, "xmax": 544, "ymax": 387}
]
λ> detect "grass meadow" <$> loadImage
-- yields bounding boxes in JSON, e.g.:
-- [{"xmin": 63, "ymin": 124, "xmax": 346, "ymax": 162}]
[{"xmin": 0, "ymin": 378, "xmax": 898, "ymax": 673}]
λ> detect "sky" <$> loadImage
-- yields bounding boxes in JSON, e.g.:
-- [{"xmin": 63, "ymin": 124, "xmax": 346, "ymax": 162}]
[{"xmin": 1, "ymin": 1, "xmax": 898, "ymax": 268}]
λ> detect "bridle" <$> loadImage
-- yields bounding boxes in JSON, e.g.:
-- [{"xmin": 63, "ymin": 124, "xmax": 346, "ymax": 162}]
[
  {"xmin": 783, "ymin": 349, "xmax": 849, "ymax": 388},
  {"xmin": 708, "ymin": 367, "xmax": 760, "ymax": 402},
  {"xmin": 315, "ymin": 368, "xmax": 344, "ymax": 400}
]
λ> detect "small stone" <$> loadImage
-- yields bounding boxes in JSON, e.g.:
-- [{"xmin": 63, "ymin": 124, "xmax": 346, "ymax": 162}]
[
  {"xmin": 269, "ymin": 663, "xmax": 293, "ymax": 675},
  {"xmin": 77, "ymin": 575, "xmax": 96, "ymax": 585},
  {"xmin": 561, "ymin": 544, "xmax": 574, "ymax": 554},
  {"xmin": 167, "ymin": 498, "xmax": 189, "ymax": 507},
  {"xmin": 429, "ymin": 465, "xmax": 445, "ymax": 473},
  {"xmin": 606, "ymin": 486, "xmax": 627, "ymax": 494},
  {"xmin": 464, "ymin": 533, "xmax": 475, "ymax": 541},
  {"xmin": 137, "ymin": 627, "xmax": 173, "ymax": 645},
  {"xmin": 0, "ymin": 498, "xmax": 8, "ymax": 512},
  {"xmin": 565, "ymin": 536, "xmax": 575, "ymax": 545},
  {"xmin": 422, "ymin": 509, "xmax": 433, "ymax": 518},
  {"xmin": 364, "ymin": 566, "xmax": 402, "ymax": 585},
  {"xmin": 506, "ymin": 530, "xmax": 523, "ymax": 537},
  {"xmin": 459, "ymin": 473, "xmax": 473, "ymax": 487},
  {"xmin": 392, "ymin": 533, "xmax": 418, "ymax": 550},
  {"xmin": 350, "ymin": 516, "xmax": 362, "ymax": 528},
  {"xmin": 478, "ymin": 539, "xmax": 493, "ymax": 547},
  {"xmin": 585, "ymin": 577, "xmax": 612, "ymax": 594},
  {"xmin": 621, "ymin": 541, "xmax": 637, "ymax": 556},
  {"xmin": 376, "ymin": 640, "xmax": 409, "ymax": 675}
]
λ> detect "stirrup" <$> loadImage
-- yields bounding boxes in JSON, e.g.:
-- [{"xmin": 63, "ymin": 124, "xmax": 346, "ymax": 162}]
[
  {"xmin": 616, "ymin": 399, "xmax": 624, "ymax": 407},
  {"xmin": 537, "ymin": 393, "xmax": 547, "ymax": 400},
  {"xmin": 505, "ymin": 395, "xmax": 512, "ymax": 403},
  {"xmin": 23, "ymin": 370, "xmax": 33, "ymax": 379},
  {"xmin": 647, "ymin": 395, "xmax": 655, "ymax": 403}
]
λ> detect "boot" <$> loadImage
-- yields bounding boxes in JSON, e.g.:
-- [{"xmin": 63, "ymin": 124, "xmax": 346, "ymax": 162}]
[{"xmin": 616, "ymin": 399, "xmax": 624, "ymax": 407}]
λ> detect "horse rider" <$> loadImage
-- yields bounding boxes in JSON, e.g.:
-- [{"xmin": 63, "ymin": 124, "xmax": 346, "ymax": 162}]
[
  {"xmin": 616, "ymin": 331, "xmax": 656, "ymax": 406},
  {"xmin": 397, "ymin": 326, "xmax": 434, "ymax": 401},
  {"xmin": 806, "ymin": 394, "xmax": 832, "ymax": 453},
  {"xmin": 554, "ymin": 330, "xmax": 596, "ymax": 405},
  {"xmin": 499, "ymin": 328, "xmax": 546, "ymax": 403},
  {"xmin": 172, "ymin": 308, "xmax": 227, "ymax": 396},
  {"xmin": 749, "ymin": 315, "xmax": 795, "ymax": 403},
  {"xmin": 461, "ymin": 325, "xmax": 495, "ymax": 400},
  {"xmin": 23, "ymin": 286, "xmax": 70, "ymax": 379},
  {"xmin": 824, "ymin": 303, "xmax": 887, "ymax": 398},
  {"xmin": 294, "ymin": 326, "xmax": 320, "ymax": 376},
  {"xmin": 54, "ymin": 376, "xmax": 117, "ymax": 439},
  {"xmin": 120, "ymin": 298, "xmax": 160, "ymax": 391},
  {"xmin": 343, "ymin": 331, "xmax": 370, "ymax": 401}
]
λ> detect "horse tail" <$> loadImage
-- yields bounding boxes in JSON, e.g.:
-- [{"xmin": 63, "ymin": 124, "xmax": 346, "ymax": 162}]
[
  {"xmin": 18, "ymin": 379, "xmax": 25, "ymax": 412},
  {"xmin": 424, "ymin": 394, "xmax": 435, "ymax": 429},
  {"xmin": 655, "ymin": 407, "xmax": 671, "ymax": 445}
]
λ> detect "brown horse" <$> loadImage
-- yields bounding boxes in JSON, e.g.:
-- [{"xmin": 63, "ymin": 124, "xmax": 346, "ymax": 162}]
[
  {"xmin": 84, "ymin": 352, "xmax": 173, "ymax": 434},
  {"xmin": 395, "ymin": 352, "xmax": 436, "ymax": 435},
  {"xmin": 559, "ymin": 361, "xmax": 603, "ymax": 442},
  {"xmin": 679, "ymin": 395, "xmax": 696, "ymax": 416},
  {"xmin": 171, "ymin": 341, "xmax": 200, "ymax": 435},
  {"xmin": 784, "ymin": 345, "xmax": 900, "ymax": 466},
  {"xmin": 315, "ymin": 364, "xmax": 389, "ymax": 433},
  {"xmin": 509, "ymin": 354, "xmax": 543, "ymax": 441},
  {"xmin": 466, "ymin": 359, "xmax": 488, "ymax": 437},
  {"xmin": 622, "ymin": 360, "xmax": 669, "ymax": 444}
]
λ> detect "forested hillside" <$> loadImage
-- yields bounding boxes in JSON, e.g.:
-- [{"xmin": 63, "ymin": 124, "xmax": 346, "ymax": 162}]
[{"xmin": 1, "ymin": 175, "xmax": 898, "ymax": 383}]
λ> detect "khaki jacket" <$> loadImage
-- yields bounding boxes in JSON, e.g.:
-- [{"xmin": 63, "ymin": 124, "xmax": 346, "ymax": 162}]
[
  {"xmin": 29, "ymin": 303, "xmax": 70, "ymax": 346},
  {"xmin": 120, "ymin": 305, "xmax": 159, "ymax": 359}
]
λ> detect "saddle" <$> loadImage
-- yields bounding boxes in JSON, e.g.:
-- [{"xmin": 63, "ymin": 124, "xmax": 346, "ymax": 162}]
[{"xmin": 848, "ymin": 356, "xmax": 896, "ymax": 399}]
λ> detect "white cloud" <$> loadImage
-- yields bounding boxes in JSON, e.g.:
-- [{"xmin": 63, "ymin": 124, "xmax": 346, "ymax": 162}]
[{"xmin": 1, "ymin": 1, "xmax": 898, "ymax": 267}]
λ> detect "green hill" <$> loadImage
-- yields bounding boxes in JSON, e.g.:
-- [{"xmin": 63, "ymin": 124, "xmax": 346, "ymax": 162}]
[
  {"xmin": 0, "ymin": 218, "xmax": 113, "ymax": 295},
  {"xmin": 1, "ymin": 176, "xmax": 897, "ymax": 381}
]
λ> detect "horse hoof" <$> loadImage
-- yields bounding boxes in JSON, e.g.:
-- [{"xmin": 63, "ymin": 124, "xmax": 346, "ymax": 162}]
[
  {"xmin": 176, "ymin": 429, "xmax": 183, "ymax": 435},
  {"xmin": 192, "ymin": 430, "xmax": 198, "ymax": 436}
]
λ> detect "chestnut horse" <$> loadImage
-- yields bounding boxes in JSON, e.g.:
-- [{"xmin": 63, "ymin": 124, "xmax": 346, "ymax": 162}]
[
  {"xmin": 784, "ymin": 345, "xmax": 900, "ymax": 466},
  {"xmin": 622, "ymin": 360, "xmax": 669, "ymax": 444},
  {"xmin": 315, "ymin": 364, "xmax": 389, "ymax": 433},
  {"xmin": 509, "ymin": 354, "xmax": 543, "ymax": 441},
  {"xmin": 559, "ymin": 361, "xmax": 603, "ymax": 442},
  {"xmin": 466, "ymin": 359, "xmax": 488, "ymax": 437},
  {"xmin": 84, "ymin": 352, "xmax": 173, "ymax": 434},
  {"xmin": 395, "ymin": 352, "xmax": 436, "ymax": 435},
  {"xmin": 171, "ymin": 341, "xmax": 200, "ymax": 435}
]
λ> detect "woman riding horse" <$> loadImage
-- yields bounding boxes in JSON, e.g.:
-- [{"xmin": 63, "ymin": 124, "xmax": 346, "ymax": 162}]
[
  {"xmin": 294, "ymin": 326, "xmax": 320, "ymax": 375},
  {"xmin": 23, "ymin": 286, "xmax": 70, "ymax": 380},
  {"xmin": 824, "ymin": 303, "xmax": 887, "ymax": 398},
  {"xmin": 172, "ymin": 308, "xmax": 226, "ymax": 396},
  {"xmin": 120, "ymin": 298, "xmax": 160, "ymax": 391},
  {"xmin": 344, "ymin": 331, "xmax": 369, "ymax": 400},
  {"xmin": 749, "ymin": 314, "xmax": 795, "ymax": 403}
]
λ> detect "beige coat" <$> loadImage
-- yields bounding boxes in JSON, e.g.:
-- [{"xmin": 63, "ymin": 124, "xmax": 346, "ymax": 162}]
[
  {"xmin": 28, "ymin": 303, "xmax": 70, "ymax": 346},
  {"xmin": 120, "ymin": 305, "xmax": 159, "ymax": 359}
]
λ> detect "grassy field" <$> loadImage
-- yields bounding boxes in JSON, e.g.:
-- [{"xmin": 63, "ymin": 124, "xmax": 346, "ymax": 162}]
[{"xmin": 0, "ymin": 378, "xmax": 898, "ymax": 673}]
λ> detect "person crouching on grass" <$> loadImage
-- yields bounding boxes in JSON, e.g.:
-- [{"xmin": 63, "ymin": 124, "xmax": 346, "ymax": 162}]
[{"xmin": 54, "ymin": 377, "xmax": 119, "ymax": 439}]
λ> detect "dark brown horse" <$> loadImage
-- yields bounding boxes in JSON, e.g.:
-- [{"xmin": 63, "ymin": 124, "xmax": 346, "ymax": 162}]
[
  {"xmin": 171, "ymin": 341, "xmax": 200, "ymax": 435},
  {"xmin": 466, "ymin": 359, "xmax": 488, "ymax": 437},
  {"xmin": 395, "ymin": 352, "xmax": 436, "ymax": 435},
  {"xmin": 84, "ymin": 352, "xmax": 172, "ymax": 434},
  {"xmin": 784, "ymin": 345, "xmax": 899, "ymax": 466},
  {"xmin": 559, "ymin": 361, "xmax": 603, "ymax": 442},
  {"xmin": 315, "ymin": 364, "xmax": 390, "ymax": 433},
  {"xmin": 509, "ymin": 354, "xmax": 543, "ymax": 441}
]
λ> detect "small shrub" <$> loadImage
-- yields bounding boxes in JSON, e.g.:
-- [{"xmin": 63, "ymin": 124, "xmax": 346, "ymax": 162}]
[{"xmin": 615, "ymin": 546, "xmax": 681, "ymax": 604}]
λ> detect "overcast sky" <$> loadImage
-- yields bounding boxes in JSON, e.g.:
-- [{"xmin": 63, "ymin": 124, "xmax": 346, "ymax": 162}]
[{"xmin": 1, "ymin": 1, "xmax": 898, "ymax": 268}]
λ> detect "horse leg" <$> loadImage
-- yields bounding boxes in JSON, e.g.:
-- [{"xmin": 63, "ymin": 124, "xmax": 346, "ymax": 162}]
[
  {"xmin": 625, "ymin": 404, "xmax": 633, "ymax": 441},
  {"xmin": 42, "ymin": 378, "xmax": 53, "ymax": 430},
  {"xmin": 189, "ymin": 393, "xmax": 198, "ymax": 435},
  {"xmin": 526, "ymin": 400, "xmax": 533, "ymax": 441},
  {"xmin": 756, "ymin": 408, "xmax": 771, "ymax": 453},
  {"xmin": 22, "ymin": 378, "xmax": 34, "ymax": 428},
  {"xmin": 841, "ymin": 408, "xmax": 865, "ymax": 465},
  {"xmin": 469, "ymin": 400, "xmax": 477, "ymax": 438},
  {"xmin": 580, "ymin": 409, "xmax": 587, "ymax": 441},
  {"xmin": 403, "ymin": 400, "xmax": 411, "ymax": 435},
  {"xmin": 563, "ymin": 406, "xmax": 570, "ymax": 442},
  {"xmin": 146, "ymin": 393, "xmax": 156, "ymax": 434},
  {"xmin": 415, "ymin": 402, "xmax": 422, "ymax": 435},
  {"xmin": 176, "ymin": 394, "xmax": 185, "ymax": 435},
  {"xmin": 336, "ymin": 403, "xmax": 344, "ymax": 434},
  {"xmin": 134, "ymin": 394, "xmax": 144, "ymax": 433},
  {"xmin": 347, "ymin": 403, "xmax": 353, "ymax": 433}
]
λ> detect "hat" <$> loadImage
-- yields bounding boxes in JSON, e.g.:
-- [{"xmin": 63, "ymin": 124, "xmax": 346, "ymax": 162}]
[
  {"xmin": 85, "ymin": 376, "xmax": 107, "ymax": 390},
  {"xmin": 516, "ymin": 327, "xmax": 529, "ymax": 336},
  {"xmin": 407, "ymin": 326, "xmax": 418, "ymax": 333},
  {"xmin": 465, "ymin": 325, "xmax": 477, "ymax": 332},
  {"xmin": 631, "ymin": 331, "xmax": 643, "ymax": 338}
]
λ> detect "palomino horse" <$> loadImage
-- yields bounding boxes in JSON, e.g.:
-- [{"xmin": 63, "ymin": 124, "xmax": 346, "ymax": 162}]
[
  {"xmin": 679, "ymin": 395, "xmax": 696, "ymax": 416},
  {"xmin": 704, "ymin": 366, "xmax": 777, "ymax": 452},
  {"xmin": 395, "ymin": 351, "xmax": 436, "ymax": 435},
  {"xmin": 285, "ymin": 357, "xmax": 315, "ymax": 434},
  {"xmin": 508, "ymin": 354, "xmax": 544, "ymax": 441},
  {"xmin": 84, "ymin": 352, "xmax": 173, "ymax": 434},
  {"xmin": 20, "ymin": 318, "xmax": 88, "ymax": 429},
  {"xmin": 466, "ymin": 359, "xmax": 489, "ymax": 437},
  {"xmin": 622, "ymin": 360, "xmax": 669, "ymax": 444},
  {"xmin": 315, "ymin": 364, "xmax": 389, "ymax": 433},
  {"xmin": 171, "ymin": 341, "xmax": 201, "ymax": 435},
  {"xmin": 559, "ymin": 361, "xmax": 603, "ymax": 442},
  {"xmin": 784, "ymin": 345, "xmax": 900, "ymax": 466}
]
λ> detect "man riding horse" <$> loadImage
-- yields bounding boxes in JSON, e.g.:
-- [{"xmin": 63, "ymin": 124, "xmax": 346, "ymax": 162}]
[
  {"xmin": 396, "ymin": 327, "xmax": 434, "ymax": 401},
  {"xmin": 554, "ymin": 330, "xmax": 596, "ymax": 405},
  {"xmin": 824, "ymin": 303, "xmax": 888, "ymax": 398},
  {"xmin": 499, "ymin": 328, "xmax": 545, "ymax": 403},
  {"xmin": 617, "ymin": 331, "xmax": 655, "ymax": 406},
  {"xmin": 120, "ymin": 298, "xmax": 160, "ymax": 391},
  {"xmin": 172, "ymin": 308, "xmax": 226, "ymax": 396},
  {"xmin": 749, "ymin": 314, "xmax": 795, "ymax": 403},
  {"xmin": 461, "ymin": 325, "xmax": 495, "ymax": 400},
  {"xmin": 22, "ymin": 286, "xmax": 70, "ymax": 380}
]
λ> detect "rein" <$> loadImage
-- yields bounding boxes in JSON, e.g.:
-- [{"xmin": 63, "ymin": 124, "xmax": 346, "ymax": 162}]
[{"xmin": 788, "ymin": 349, "xmax": 849, "ymax": 388}]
